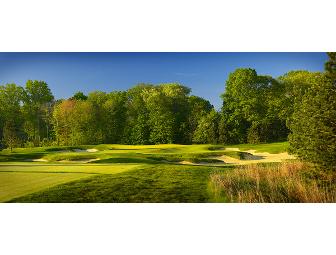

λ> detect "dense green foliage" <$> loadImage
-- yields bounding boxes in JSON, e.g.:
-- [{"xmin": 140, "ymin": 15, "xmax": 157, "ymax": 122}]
[
  {"xmin": 221, "ymin": 68, "xmax": 288, "ymax": 144},
  {"xmin": 288, "ymin": 54, "xmax": 336, "ymax": 171},
  {"xmin": 1, "ymin": 82, "xmax": 214, "ymax": 147},
  {"xmin": 325, "ymin": 52, "xmax": 336, "ymax": 83}
]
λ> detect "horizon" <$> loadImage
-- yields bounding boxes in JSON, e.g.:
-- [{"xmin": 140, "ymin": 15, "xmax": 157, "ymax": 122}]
[{"xmin": 0, "ymin": 52, "xmax": 328, "ymax": 108}]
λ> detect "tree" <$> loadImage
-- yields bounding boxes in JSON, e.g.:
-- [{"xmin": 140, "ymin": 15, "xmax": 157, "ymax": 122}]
[
  {"xmin": 102, "ymin": 91, "xmax": 127, "ymax": 143},
  {"xmin": 193, "ymin": 110, "xmax": 220, "ymax": 144},
  {"xmin": 3, "ymin": 121, "xmax": 20, "ymax": 152},
  {"xmin": 23, "ymin": 80, "xmax": 54, "ymax": 146},
  {"xmin": 0, "ymin": 84, "xmax": 24, "ymax": 148},
  {"xmin": 277, "ymin": 71, "xmax": 321, "ymax": 125},
  {"xmin": 143, "ymin": 87, "xmax": 175, "ymax": 144},
  {"xmin": 160, "ymin": 83, "xmax": 191, "ymax": 144},
  {"xmin": 220, "ymin": 68, "xmax": 286, "ymax": 144},
  {"xmin": 289, "ymin": 74, "xmax": 336, "ymax": 171},
  {"xmin": 123, "ymin": 84, "xmax": 153, "ymax": 144},
  {"xmin": 325, "ymin": 52, "xmax": 336, "ymax": 84},
  {"xmin": 52, "ymin": 99, "xmax": 76, "ymax": 146},
  {"xmin": 288, "ymin": 56, "xmax": 336, "ymax": 171},
  {"xmin": 52, "ymin": 99, "xmax": 99, "ymax": 146},
  {"xmin": 188, "ymin": 95, "xmax": 213, "ymax": 142},
  {"xmin": 71, "ymin": 91, "xmax": 88, "ymax": 101}
]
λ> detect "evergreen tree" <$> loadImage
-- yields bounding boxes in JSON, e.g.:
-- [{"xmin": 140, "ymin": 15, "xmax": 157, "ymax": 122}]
[
  {"xmin": 325, "ymin": 52, "xmax": 336, "ymax": 84},
  {"xmin": 289, "ymin": 74, "xmax": 336, "ymax": 170}
]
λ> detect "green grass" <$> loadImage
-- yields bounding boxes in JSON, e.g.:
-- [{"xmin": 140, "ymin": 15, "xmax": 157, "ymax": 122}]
[
  {"xmin": 0, "ymin": 164, "xmax": 141, "ymax": 202},
  {"xmin": 228, "ymin": 142, "xmax": 289, "ymax": 154},
  {"xmin": 0, "ymin": 142, "xmax": 289, "ymax": 163},
  {"xmin": 0, "ymin": 142, "xmax": 290, "ymax": 202},
  {"xmin": 0, "ymin": 172, "xmax": 91, "ymax": 202},
  {"xmin": 10, "ymin": 165, "xmax": 229, "ymax": 202}
]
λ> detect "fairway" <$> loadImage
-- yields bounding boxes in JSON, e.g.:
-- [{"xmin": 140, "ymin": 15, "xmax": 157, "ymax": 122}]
[
  {"xmin": 11, "ymin": 165, "xmax": 218, "ymax": 202},
  {"xmin": 0, "ymin": 172, "xmax": 91, "ymax": 202},
  {"xmin": 0, "ymin": 163, "xmax": 142, "ymax": 202}
]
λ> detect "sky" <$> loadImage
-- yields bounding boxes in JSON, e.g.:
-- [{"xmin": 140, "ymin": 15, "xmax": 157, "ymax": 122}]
[{"xmin": 0, "ymin": 52, "xmax": 328, "ymax": 109}]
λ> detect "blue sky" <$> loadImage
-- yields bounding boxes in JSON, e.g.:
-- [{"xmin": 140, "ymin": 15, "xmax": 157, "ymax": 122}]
[{"xmin": 0, "ymin": 52, "xmax": 327, "ymax": 109}]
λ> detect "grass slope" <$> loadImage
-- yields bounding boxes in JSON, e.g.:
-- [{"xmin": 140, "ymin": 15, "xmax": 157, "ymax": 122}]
[
  {"xmin": 0, "ymin": 172, "xmax": 91, "ymax": 202},
  {"xmin": 11, "ymin": 165, "xmax": 228, "ymax": 202},
  {"xmin": 0, "ymin": 164, "xmax": 141, "ymax": 202}
]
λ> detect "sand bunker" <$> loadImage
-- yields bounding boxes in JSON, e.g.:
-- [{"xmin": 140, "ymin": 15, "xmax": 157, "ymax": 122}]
[
  {"xmin": 180, "ymin": 160, "xmax": 194, "ymax": 165},
  {"xmin": 215, "ymin": 151, "xmax": 295, "ymax": 165},
  {"xmin": 224, "ymin": 147, "xmax": 240, "ymax": 151},
  {"xmin": 178, "ymin": 149, "xmax": 295, "ymax": 166},
  {"xmin": 87, "ymin": 149, "xmax": 98, "ymax": 152},
  {"xmin": 73, "ymin": 148, "xmax": 98, "ymax": 153},
  {"xmin": 32, "ymin": 158, "xmax": 48, "ymax": 162},
  {"xmin": 59, "ymin": 158, "xmax": 100, "ymax": 163}
]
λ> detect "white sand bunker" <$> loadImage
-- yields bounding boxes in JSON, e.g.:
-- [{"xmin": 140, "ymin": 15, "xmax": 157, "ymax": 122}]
[
  {"xmin": 180, "ymin": 160, "xmax": 194, "ymax": 165},
  {"xmin": 215, "ymin": 151, "xmax": 295, "ymax": 165},
  {"xmin": 32, "ymin": 158, "xmax": 48, "ymax": 162},
  {"xmin": 224, "ymin": 147, "xmax": 240, "ymax": 151},
  {"xmin": 73, "ymin": 148, "xmax": 98, "ymax": 153},
  {"xmin": 179, "ymin": 149, "xmax": 295, "ymax": 166},
  {"xmin": 87, "ymin": 149, "xmax": 98, "ymax": 152}
]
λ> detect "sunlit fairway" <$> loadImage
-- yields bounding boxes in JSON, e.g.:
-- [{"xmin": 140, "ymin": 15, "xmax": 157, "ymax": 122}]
[
  {"xmin": 0, "ymin": 164, "xmax": 141, "ymax": 202},
  {"xmin": 0, "ymin": 172, "xmax": 91, "ymax": 202},
  {"xmin": 0, "ymin": 142, "xmax": 309, "ymax": 202}
]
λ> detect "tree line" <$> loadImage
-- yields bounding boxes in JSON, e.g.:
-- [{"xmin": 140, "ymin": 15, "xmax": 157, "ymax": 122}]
[{"xmin": 0, "ymin": 53, "xmax": 335, "ymax": 170}]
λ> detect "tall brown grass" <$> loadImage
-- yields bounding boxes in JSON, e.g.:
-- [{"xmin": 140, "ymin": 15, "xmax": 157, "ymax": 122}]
[{"xmin": 210, "ymin": 162, "xmax": 335, "ymax": 202}]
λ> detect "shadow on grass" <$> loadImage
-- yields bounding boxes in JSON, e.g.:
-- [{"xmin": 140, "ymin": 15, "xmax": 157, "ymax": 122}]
[
  {"xmin": 0, "ymin": 152, "xmax": 46, "ymax": 162},
  {"xmin": 92, "ymin": 157, "xmax": 162, "ymax": 164},
  {"xmin": 10, "ymin": 165, "xmax": 222, "ymax": 202}
]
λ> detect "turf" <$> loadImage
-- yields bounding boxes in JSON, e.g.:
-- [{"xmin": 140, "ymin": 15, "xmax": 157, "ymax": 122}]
[
  {"xmin": 0, "ymin": 142, "xmax": 289, "ymax": 163},
  {"xmin": 0, "ymin": 164, "xmax": 141, "ymax": 174},
  {"xmin": 0, "ymin": 164, "xmax": 141, "ymax": 202},
  {"xmin": 0, "ymin": 172, "xmax": 91, "ymax": 202},
  {"xmin": 10, "ymin": 165, "xmax": 228, "ymax": 202},
  {"xmin": 228, "ymin": 142, "xmax": 289, "ymax": 154}
]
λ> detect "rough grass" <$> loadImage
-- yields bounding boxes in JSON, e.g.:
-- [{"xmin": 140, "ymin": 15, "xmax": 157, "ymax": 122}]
[
  {"xmin": 210, "ymin": 162, "xmax": 336, "ymax": 202},
  {"xmin": 10, "ymin": 165, "xmax": 223, "ymax": 203}
]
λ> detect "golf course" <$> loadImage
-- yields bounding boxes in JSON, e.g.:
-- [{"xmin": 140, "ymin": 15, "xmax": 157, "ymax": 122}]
[
  {"xmin": 1, "ymin": 53, "xmax": 336, "ymax": 203},
  {"xmin": 1, "ymin": 142, "xmax": 334, "ymax": 202}
]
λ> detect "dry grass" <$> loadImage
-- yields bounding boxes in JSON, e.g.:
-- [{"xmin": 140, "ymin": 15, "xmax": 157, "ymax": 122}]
[{"xmin": 210, "ymin": 162, "xmax": 336, "ymax": 202}]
